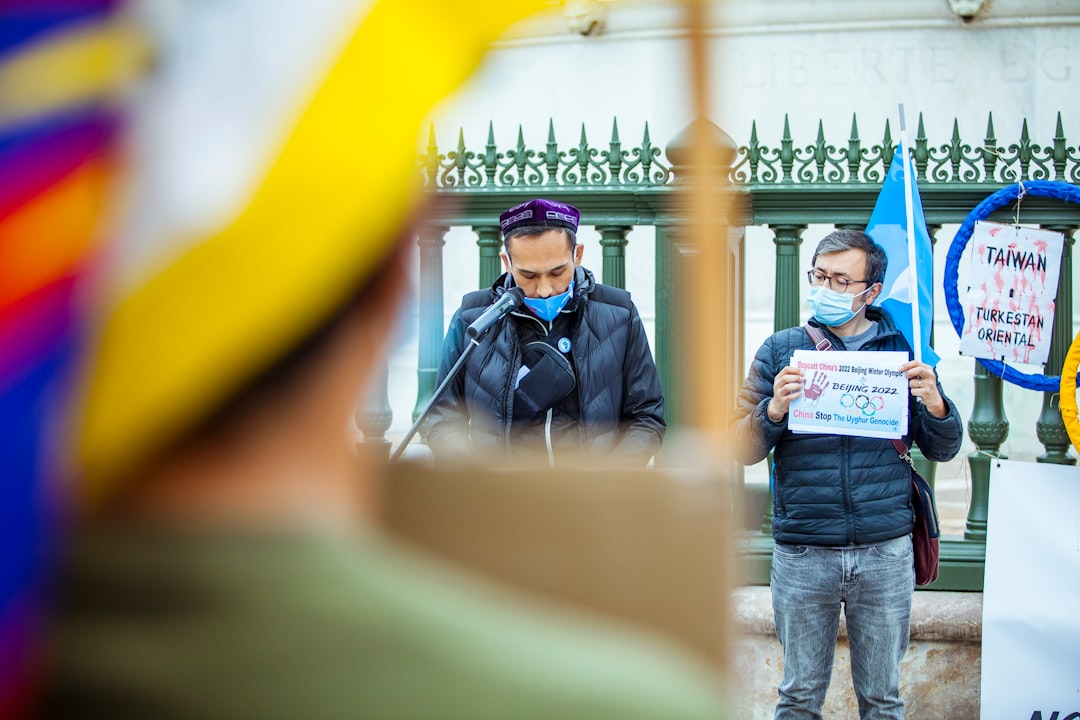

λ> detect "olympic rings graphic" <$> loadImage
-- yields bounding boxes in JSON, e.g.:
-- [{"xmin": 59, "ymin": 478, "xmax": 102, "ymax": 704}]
[{"xmin": 839, "ymin": 393, "xmax": 886, "ymax": 416}]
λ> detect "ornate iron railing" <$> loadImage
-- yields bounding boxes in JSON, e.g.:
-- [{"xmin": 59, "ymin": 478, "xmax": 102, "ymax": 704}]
[
  {"xmin": 357, "ymin": 113, "xmax": 1080, "ymax": 591},
  {"xmin": 734, "ymin": 114, "xmax": 1080, "ymax": 185},
  {"xmin": 421, "ymin": 112, "xmax": 1080, "ymax": 189},
  {"xmin": 421, "ymin": 119, "xmax": 673, "ymax": 189}
]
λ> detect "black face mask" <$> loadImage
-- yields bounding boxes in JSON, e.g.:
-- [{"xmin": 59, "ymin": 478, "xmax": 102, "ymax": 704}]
[{"xmin": 512, "ymin": 340, "xmax": 576, "ymax": 419}]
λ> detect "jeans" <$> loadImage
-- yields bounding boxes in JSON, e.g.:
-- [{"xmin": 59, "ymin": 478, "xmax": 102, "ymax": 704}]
[{"xmin": 771, "ymin": 534, "xmax": 914, "ymax": 720}]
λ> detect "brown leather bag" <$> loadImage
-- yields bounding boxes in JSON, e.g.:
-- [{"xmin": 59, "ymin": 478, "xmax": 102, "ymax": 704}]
[{"xmin": 895, "ymin": 441, "xmax": 941, "ymax": 586}]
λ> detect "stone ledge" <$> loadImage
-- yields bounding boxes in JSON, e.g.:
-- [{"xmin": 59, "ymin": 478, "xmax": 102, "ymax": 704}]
[
  {"xmin": 733, "ymin": 586, "xmax": 982, "ymax": 641},
  {"xmin": 732, "ymin": 586, "xmax": 982, "ymax": 719}
]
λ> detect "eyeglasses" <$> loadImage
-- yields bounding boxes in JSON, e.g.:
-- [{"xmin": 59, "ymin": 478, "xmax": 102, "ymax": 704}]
[{"xmin": 806, "ymin": 269, "xmax": 871, "ymax": 293}]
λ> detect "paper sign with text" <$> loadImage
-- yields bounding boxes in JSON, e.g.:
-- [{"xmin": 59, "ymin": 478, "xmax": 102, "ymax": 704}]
[
  {"xmin": 787, "ymin": 350, "xmax": 909, "ymax": 439},
  {"xmin": 960, "ymin": 221, "xmax": 1063, "ymax": 365}
]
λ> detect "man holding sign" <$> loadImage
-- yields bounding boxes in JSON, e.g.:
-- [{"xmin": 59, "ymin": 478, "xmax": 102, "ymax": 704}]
[{"xmin": 733, "ymin": 229, "xmax": 963, "ymax": 719}]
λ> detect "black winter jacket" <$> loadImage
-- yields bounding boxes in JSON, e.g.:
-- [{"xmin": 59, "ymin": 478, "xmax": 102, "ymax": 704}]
[
  {"xmin": 733, "ymin": 308, "xmax": 964, "ymax": 546},
  {"xmin": 428, "ymin": 267, "xmax": 665, "ymax": 465}
]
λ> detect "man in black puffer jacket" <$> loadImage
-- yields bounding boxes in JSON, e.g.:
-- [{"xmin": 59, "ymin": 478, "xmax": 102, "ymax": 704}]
[
  {"xmin": 733, "ymin": 229, "xmax": 963, "ymax": 720},
  {"xmin": 428, "ymin": 198, "xmax": 664, "ymax": 467}
]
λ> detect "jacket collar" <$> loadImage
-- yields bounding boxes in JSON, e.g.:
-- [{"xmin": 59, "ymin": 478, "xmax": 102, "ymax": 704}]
[{"xmin": 807, "ymin": 305, "xmax": 902, "ymax": 347}]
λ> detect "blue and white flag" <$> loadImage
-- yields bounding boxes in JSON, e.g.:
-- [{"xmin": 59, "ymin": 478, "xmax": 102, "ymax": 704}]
[{"xmin": 866, "ymin": 145, "xmax": 940, "ymax": 366}]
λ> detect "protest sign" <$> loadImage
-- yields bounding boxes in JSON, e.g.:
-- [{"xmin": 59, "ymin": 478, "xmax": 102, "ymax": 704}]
[
  {"xmin": 982, "ymin": 460, "xmax": 1080, "ymax": 720},
  {"xmin": 960, "ymin": 221, "xmax": 1063, "ymax": 365},
  {"xmin": 787, "ymin": 350, "xmax": 908, "ymax": 439}
]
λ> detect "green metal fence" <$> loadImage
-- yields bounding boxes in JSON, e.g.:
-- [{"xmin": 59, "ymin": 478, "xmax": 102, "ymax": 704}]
[{"xmin": 357, "ymin": 112, "xmax": 1080, "ymax": 591}]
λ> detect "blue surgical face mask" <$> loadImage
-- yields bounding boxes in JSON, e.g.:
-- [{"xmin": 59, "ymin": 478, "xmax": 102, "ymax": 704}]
[
  {"xmin": 523, "ymin": 279, "xmax": 574, "ymax": 322},
  {"xmin": 808, "ymin": 284, "xmax": 871, "ymax": 327}
]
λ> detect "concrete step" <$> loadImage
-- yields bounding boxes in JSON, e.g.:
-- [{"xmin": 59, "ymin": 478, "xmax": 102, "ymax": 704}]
[{"xmin": 732, "ymin": 586, "xmax": 982, "ymax": 719}]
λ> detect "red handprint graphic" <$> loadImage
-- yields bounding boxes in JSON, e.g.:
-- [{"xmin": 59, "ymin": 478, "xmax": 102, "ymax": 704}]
[{"xmin": 803, "ymin": 370, "xmax": 828, "ymax": 405}]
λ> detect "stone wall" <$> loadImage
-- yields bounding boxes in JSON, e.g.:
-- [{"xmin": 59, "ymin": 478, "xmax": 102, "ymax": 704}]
[{"xmin": 732, "ymin": 586, "xmax": 982, "ymax": 719}]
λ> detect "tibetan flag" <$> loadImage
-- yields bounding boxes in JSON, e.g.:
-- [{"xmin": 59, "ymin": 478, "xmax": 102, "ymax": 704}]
[
  {"xmin": 0, "ymin": 3, "xmax": 146, "ymax": 716},
  {"xmin": 866, "ymin": 145, "xmax": 940, "ymax": 366}
]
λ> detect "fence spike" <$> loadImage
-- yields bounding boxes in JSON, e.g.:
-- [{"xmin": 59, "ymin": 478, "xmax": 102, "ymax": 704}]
[
  {"xmin": 914, "ymin": 113, "xmax": 929, "ymax": 181},
  {"xmin": 949, "ymin": 119, "xmax": 963, "ymax": 181},
  {"xmin": 609, "ymin": 118, "xmax": 623, "ymax": 183},
  {"xmin": 982, "ymin": 112, "xmax": 999, "ymax": 182},
  {"xmin": 781, "ymin": 114, "xmax": 794, "ymax": 183},
  {"xmin": 484, "ymin": 121, "xmax": 498, "ymax": 185},
  {"xmin": 846, "ymin": 114, "xmax": 860, "ymax": 182},
  {"xmin": 1054, "ymin": 112, "xmax": 1067, "ymax": 180}
]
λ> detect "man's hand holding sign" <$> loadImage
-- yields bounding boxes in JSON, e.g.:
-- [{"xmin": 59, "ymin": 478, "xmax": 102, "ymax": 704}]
[
  {"xmin": 902, "ymin": 359, "xmax": 947, "ymax": 417},
  {"xmin": 779, "ymin": 352, "xmax": 946, "ymax": 439}
]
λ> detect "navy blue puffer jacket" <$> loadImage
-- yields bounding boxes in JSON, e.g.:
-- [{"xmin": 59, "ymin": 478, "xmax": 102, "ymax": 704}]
[
  {"xmin": 428, "ymin": 267, "xmax": 665, "ymax": 465},
  {"xmin": 733, "ymin": 308, "xmax": 964, "ymax": 546}
]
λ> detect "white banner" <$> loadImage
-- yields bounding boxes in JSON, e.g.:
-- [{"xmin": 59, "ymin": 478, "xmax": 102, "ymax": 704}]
[
  {"xmin": 960, "ymin": 221, "xmax": 1064, "ymax": 365},
  {"xmin": 787, "ymin": 350, "xmax": 908, "ymax": 439},
  {"xmin": 981, "ymin": 459, "xmax": 1080, "ymax": 720}
]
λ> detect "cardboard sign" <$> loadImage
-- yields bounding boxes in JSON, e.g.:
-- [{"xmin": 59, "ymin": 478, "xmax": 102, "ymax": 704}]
[
  {"xmin": 960, "ymin": 221, "xmax": 1063, "ymax": 365},
  {"xmin": 787, "ymin": 350, "xmax": 909, "ymax": 439}
]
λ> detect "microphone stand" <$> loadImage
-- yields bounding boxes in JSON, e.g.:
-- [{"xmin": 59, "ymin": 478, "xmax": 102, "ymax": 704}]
[
  {"xmin": 389, "ymin": 287, "xmax": 524, "ymax": 461},
  {"xmin": 389, "ymin": 337, "xmax": 479, "ymax": 462}
]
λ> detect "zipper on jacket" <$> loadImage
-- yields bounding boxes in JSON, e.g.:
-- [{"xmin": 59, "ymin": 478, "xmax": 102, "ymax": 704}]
[
  {"xmin": 512, "ymin": 309, "xmax": 551, "ymax": 336},
  {"xmin": 841, "ymin": 435, "xmax": 856, "ymax": 544},
  {"xmin": 544, "ymin": 408, "xmax": 555, "ymax": 467},
  {"xmin": 503, "ymin": 335, "xmax": 521, "ymax": 446}
]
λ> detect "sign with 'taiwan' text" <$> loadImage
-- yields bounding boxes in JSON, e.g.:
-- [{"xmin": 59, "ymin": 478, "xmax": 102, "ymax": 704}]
[{"xmin": 960, "ymin": 221, "xmax": 1063, "ymax": 365}]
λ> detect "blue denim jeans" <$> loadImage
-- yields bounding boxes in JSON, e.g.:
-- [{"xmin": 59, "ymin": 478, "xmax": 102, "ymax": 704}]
[{"xmin": 771, "ymin": 534, "xmax": 914, "ymax": 720}]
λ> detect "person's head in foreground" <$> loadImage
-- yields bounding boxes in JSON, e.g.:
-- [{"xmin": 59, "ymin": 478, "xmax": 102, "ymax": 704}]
[{"xmin": 36, "ymin": 5, "xmax": 729, "ymax": 719}]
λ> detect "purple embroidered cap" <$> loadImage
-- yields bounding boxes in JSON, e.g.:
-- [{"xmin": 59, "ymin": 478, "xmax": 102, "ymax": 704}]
[{"xmin": 499, "ymin": 198, "xmax": 580, "ymax": 236}]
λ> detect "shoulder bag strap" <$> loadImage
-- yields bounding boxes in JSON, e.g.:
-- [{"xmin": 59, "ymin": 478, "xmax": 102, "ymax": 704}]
[{"xmin": 803, "ymin": 323, "xmax": 834, "ymax": 351}]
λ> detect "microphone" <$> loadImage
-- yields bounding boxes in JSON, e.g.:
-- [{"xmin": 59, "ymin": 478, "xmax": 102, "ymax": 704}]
[{"xmin": 466, "ymin": 287, "xmax": 525, "ymax": 339}]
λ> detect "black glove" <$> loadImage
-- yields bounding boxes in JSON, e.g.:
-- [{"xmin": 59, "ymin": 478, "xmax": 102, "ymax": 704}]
[{"xmin": 512, "ymin": 340, "xmax": 576, "ymax": 419}]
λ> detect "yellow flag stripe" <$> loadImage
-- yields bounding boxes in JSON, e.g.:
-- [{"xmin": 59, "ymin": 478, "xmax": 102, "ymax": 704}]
[
  {"xmin": 76, "ymin": 0, "xmax": 553, "ymax": 498},
  {"xmin": 0, "ymin": 18, "xmax": 149, "ymax": 128}
]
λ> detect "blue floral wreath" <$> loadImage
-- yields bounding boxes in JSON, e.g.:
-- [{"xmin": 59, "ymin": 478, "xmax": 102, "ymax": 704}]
[{"xmin": 944, "ymin": 180, "xmax": 1080, "ymax": 392}]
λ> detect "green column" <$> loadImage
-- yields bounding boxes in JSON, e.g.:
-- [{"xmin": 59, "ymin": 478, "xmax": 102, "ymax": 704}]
[
  {"xmin": 597, "ymin": 225, "xmax": 631, "ymax": 289},
  {"xmin": 760, "ymin": 224, "xmax": 805, "ymax": 534},
  {"xmin": 475, "ymin": 226, "xmax": 503, "ymax": 289},
  {"xmin": 770, "ymin": 225, "xmax": 806, "ymax": 331},
  {"xmin": 412, "ymin": 225, "xmax": 448, "ymax": 428},
  {"xmin": 1037, "ymin": 225, "xmax": 1077, "ymax": 465},
  {"xmin": 654, "ymin": 222, "xmax": 683, "ymax": 430},
  {"xmin": 966, "ymin": 361, "xmax": 1008, "ymax": 541},
  {"xmin": 654, "ymin": 224, "xmax": 671, "ymax": 427},
  {"xmin": 355, "ymin": 361, "xmax": 392, "ymax": 457}
]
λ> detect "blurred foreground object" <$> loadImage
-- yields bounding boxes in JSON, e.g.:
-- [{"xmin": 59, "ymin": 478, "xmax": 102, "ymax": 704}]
[
  {"xmin": 0, "ymin": 1, "xmax": 145, "ymax": 716},
  {"xmin": 72, "ymin": 0, "xmax": 556, "ymax": 500},
  {"xmin": 384, "ymin": 458, "xmax": 730, "ymax": 666},
  {"xmin": 38, "ymin": 1, "xmax": 733, "ymax": 718}
]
